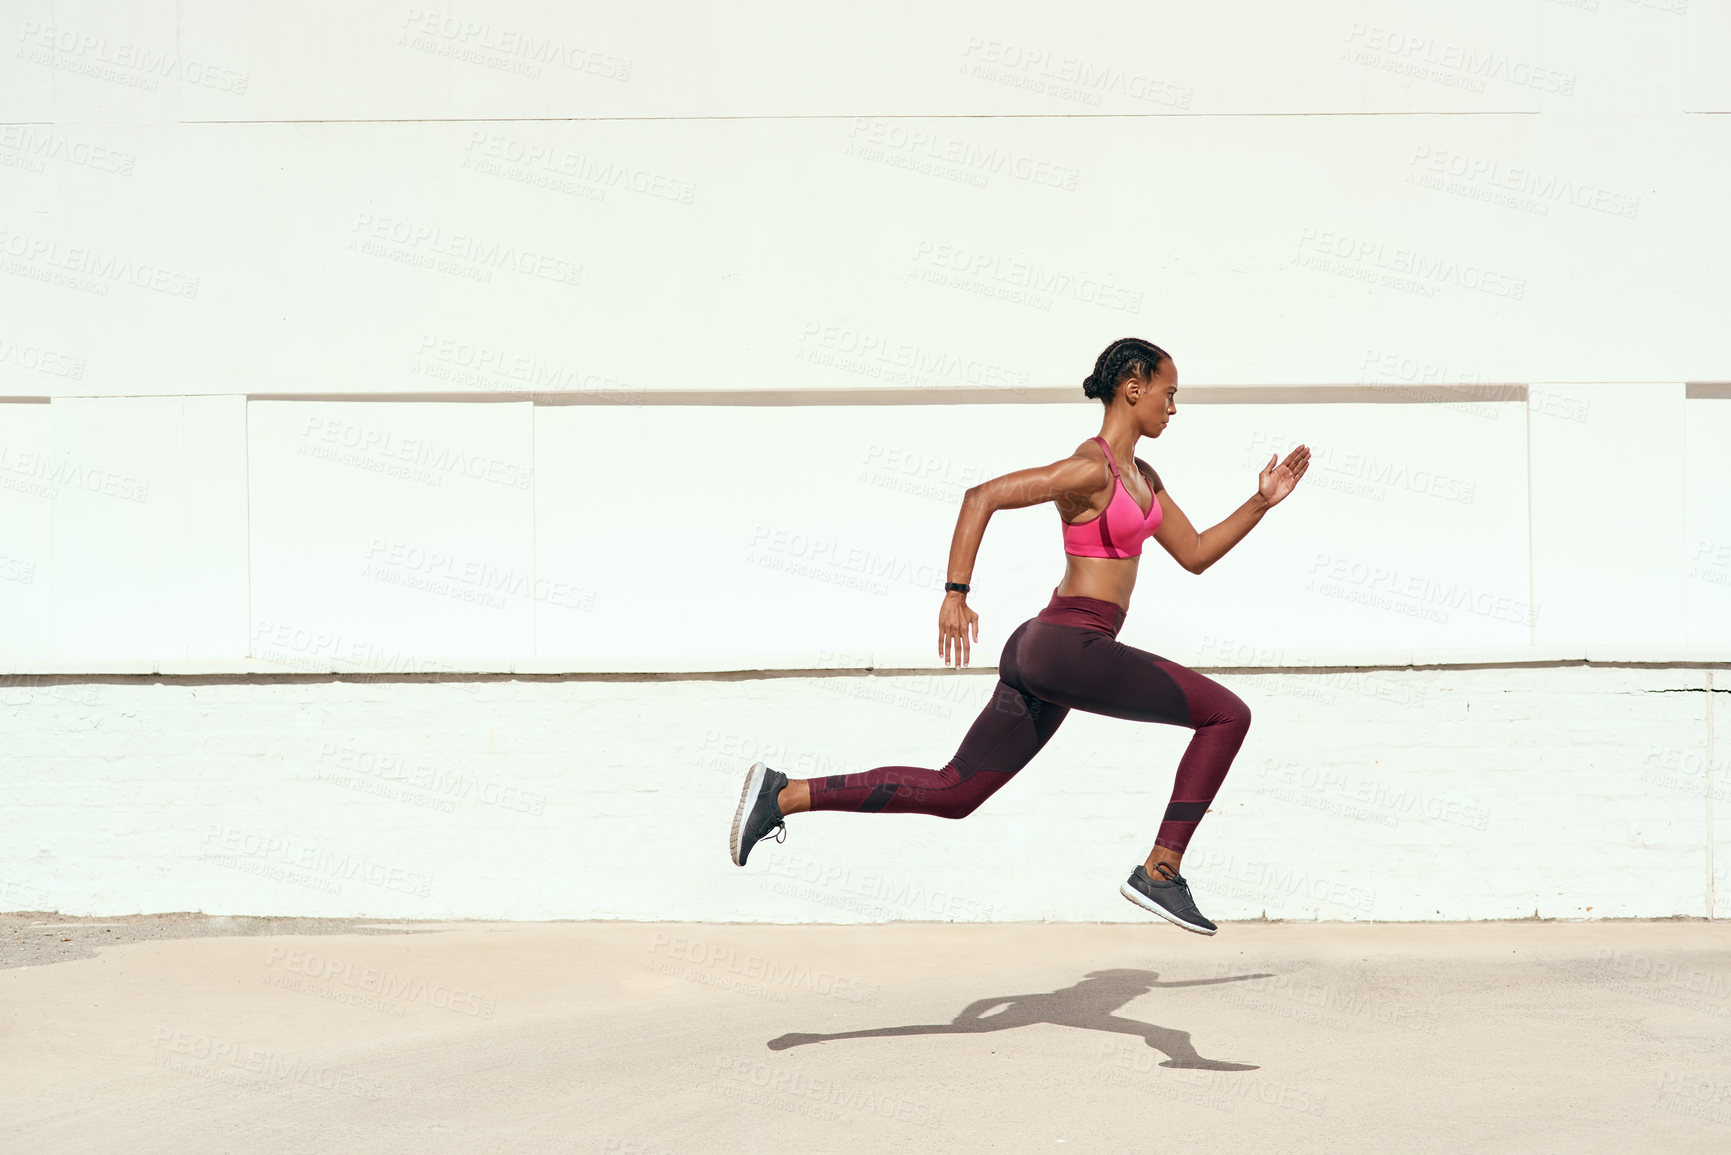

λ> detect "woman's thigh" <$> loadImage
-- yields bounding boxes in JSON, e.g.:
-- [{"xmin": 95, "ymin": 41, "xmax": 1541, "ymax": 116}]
[{"xmin": 1008, "ymin": 620, "xmax": 1193, "ymax": 727}]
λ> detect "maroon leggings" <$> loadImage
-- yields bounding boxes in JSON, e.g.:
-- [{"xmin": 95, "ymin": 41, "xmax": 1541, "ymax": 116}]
[{"xmin": 808, "ymin": 592, "xmax": 1251, "ymax": 853}]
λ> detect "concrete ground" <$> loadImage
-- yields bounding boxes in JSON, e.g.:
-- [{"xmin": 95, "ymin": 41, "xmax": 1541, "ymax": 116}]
[{"xmin": 3, "ymin": 915, "xmax": 1729, "ymax": 1154}]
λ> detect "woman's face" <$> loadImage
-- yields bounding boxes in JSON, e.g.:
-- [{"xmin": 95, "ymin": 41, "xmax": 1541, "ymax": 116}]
[{"xmin": 1133, "ymin": 359, "xmax": 1179, "ymax": 438}]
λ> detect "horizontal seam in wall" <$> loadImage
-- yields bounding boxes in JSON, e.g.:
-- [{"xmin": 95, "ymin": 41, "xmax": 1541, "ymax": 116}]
[
  {"xmin": 18, "ymin": 384, "xmax": 1717, "ymax": 406},
  {"xmin": 0, "ymin": 110, "xmax": 1551, "ymax": 128},
  {"xmin": 241, "ymin": 385, "xmax": 1543, "ymax": 405},
  {"xmin": 5, "ymin": 660, "xmax": 1731, "ymax": 686}
]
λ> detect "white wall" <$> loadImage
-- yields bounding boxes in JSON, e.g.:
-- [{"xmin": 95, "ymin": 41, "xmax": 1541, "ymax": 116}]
[
  {"xmin": 1, "ymin": 664, "xmax": 1722, "ymax": 922},
  {"xmin": 1, "ymin": 2, "xmax": 1727, "ymax": 919},
  {"xmin": 1, "ymin": 3, "xmax": 1726, "ymax": 395},
  {"xmin": 2, "ymin": 389, "xmax": 1725, "ymax": 670}
]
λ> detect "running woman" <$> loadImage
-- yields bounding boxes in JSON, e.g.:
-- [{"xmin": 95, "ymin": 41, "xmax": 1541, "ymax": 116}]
[{"xmin": 730, "ymin": 338, "xmax": 1310, "ymax": 934}]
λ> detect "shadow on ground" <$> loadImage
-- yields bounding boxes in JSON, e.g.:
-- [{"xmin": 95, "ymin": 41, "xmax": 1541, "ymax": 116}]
[
  {"xmin": 0, "ymin": 912, "xmax": 444, "ymax": 970},
  {"xmin": 767, "ymin": 967, "xmax": 1272, "ymax": 1069}
]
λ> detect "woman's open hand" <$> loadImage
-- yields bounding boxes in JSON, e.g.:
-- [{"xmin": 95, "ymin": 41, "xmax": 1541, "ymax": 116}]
[
  {"xmin": 1258, "ymin": 445, "xmax": 1310, "ymax": 507},
  {"xmin": 939, "ymin": 591, "xmax": 979, "ymax": 667}
]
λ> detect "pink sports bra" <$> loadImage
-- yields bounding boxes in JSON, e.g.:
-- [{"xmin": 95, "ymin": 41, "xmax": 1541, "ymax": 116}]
[{"xmin": 1060, "ymin": 436, "xmax": 1163, "ymax": 558}]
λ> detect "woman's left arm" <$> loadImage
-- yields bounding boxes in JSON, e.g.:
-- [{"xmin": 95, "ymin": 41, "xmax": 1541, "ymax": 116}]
[{"xmin": 1149, "ymin": 445, "xmax": 1309, "ymax": 575}]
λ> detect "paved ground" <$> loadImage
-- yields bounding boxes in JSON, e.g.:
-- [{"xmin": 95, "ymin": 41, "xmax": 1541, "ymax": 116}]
[{"xmin": 3, "ymin": 915, "xmax": 1729, "ymax": 1153}]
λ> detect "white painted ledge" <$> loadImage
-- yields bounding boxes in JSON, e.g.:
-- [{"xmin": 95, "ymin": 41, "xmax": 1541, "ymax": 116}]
[{"xmin": 1, "ymin": 646, "xmax": 1726, "ymax": 678}]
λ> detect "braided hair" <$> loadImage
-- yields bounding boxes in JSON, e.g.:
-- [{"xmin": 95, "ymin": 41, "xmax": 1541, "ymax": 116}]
[{"xmin": 1081, "ymin": 338, "xmax": 1170, "ymax": 405}]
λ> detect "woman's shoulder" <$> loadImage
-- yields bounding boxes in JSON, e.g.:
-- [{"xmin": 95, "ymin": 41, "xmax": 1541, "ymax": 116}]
[{"xmin": 1068, "ymin": 436, "xmax": 1109, "ymax": 468}]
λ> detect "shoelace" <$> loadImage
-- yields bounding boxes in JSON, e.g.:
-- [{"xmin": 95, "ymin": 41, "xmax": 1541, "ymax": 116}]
[
  {"xmin": 1152, "ymin": 861, "xmax": 1191, "ymax": 894},
  {"xmin": 767, "ymin": 821, "xmax": 787, "ymax": 845}
]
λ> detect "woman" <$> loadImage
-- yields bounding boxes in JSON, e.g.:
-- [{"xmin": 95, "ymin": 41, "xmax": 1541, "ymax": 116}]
[{"xmin": 729, "ymin": 337, "xmax": 1310, "ymax": 935}]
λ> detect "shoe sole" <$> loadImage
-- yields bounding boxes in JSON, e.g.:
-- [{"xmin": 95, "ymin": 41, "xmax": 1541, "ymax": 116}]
[
  {"xmin": 730, "ymin": 761, "xmax": 770, "ymax": 867},
  {"xmin": 1120, "ymin": 880, "xmax": 1218, "ymax": 936}
]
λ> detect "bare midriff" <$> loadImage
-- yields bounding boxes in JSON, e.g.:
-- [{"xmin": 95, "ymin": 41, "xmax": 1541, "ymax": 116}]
[{"xmin": 1054, "ymin": 553, "xmax": 1138, "ymax": 613}]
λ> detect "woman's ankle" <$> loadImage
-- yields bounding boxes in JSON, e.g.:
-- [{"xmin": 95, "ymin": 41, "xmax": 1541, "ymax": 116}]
[
  {"xmin": 1144, "ymin": 846, "xmax": 1184, "ymax": 876},
  {"xmin": 777, "ymin": 779, "xmax": 812, "ymax": 815}
]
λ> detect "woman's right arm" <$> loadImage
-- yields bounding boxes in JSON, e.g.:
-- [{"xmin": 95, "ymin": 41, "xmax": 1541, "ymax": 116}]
[{"xmin": 939, "ymin": 450, "xmax": 1106, "ymax": 667}]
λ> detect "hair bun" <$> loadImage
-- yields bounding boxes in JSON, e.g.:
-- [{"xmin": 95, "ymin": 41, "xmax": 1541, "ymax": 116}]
[{"xmin": 1081, "ymin": 373, "xmax": 1099, "ymax": 399}]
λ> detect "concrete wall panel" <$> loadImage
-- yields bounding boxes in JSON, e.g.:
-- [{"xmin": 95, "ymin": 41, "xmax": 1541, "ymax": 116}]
[
  {"xmin": 0, "ymin": 403, "xmax": 54, "ymax": 658},
  {"xmin": 247, "ymin": 400, "xmax": 535, "ymax": 667},
  {"xmin": 3, "ymin": 665, "xmax": 1712, "ymax": 921},
  {"xmin": 49, "ymin": 396, "xmax": 247, "ymax": 660}
]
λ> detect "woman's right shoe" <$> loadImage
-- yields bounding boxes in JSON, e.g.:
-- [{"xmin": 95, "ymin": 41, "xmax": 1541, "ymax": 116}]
[
  {"xmin": 730, "ymin": 761, "xmax": 789, "ymax": 867},
  {"xmin": 1120, "ymin": 862, "xmax": 1218, "ymax": 935}
]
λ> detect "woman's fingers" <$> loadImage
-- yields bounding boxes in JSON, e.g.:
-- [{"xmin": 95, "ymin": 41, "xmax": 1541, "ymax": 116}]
[{"xmin": 937, "ymin": 606, "xmax": 979, "ymax": 666}]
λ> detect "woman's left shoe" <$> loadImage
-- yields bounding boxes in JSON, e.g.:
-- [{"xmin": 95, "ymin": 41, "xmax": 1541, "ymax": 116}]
[
  {"xmin": 730, "ymin": 761, "xmax": 789, "ymax": 867},
  {"xmin": 1120, "ymin": 861, "xmax": 1218, "ymax": 935}
]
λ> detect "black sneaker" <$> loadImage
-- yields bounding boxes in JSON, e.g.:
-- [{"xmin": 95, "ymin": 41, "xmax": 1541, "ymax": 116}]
[
  {"xmin": 730, "ymin": 761, "xmax": 789, "ymax": 867},
  {"xmin": 1120, "ymin": 862, "xmax": 1218, "ymax": 935}
]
